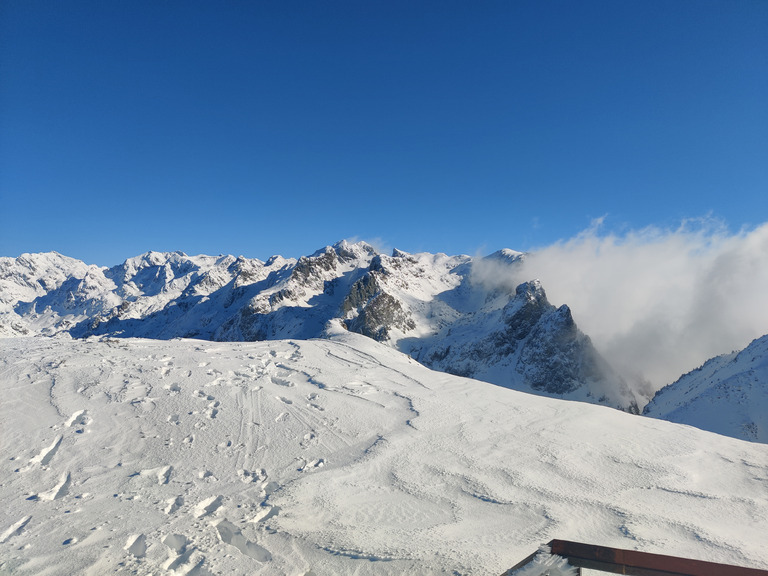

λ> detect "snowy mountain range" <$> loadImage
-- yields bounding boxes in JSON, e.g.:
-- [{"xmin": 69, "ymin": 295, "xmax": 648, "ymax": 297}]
[
  {"xmin": 3, "ymin": 241, "xmax": 767, "ymax": 442},
  {"xmin": 0, "ymin": 241, "xmax": 637, "ymax": 411},
  {"xmin": 2, "ymin": 245, "xmax": 768, "ymax": 575}
]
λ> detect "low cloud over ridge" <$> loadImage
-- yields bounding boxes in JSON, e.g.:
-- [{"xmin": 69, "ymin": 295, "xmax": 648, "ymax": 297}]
[{"xmin": 477, "ymin": 218, "xmax": 768, "ymax": 398}]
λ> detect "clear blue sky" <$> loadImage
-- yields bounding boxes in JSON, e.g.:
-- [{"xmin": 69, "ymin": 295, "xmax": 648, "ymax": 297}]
[{"xmin": 1, "ymin": 0, "xmax": 766, "ymax": 266}]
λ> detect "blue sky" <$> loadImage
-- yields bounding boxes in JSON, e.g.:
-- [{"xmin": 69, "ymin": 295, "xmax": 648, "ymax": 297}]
[{"xmin": 1, "ymin": 0, "xmax": 766, "ymax": 266}]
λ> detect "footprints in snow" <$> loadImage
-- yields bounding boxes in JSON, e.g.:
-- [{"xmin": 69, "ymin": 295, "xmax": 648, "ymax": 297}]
[
  {"xmin": 29, "ymin": 434, "xmax": 63, "ymax": 467},
  {"xmin": 164, "ymin": 382, "xmax": 181, "ymax": 395},
  {"xmin": 193, "ymin": 390, "xmax": 215, "ymax": 401},
  {"xmin": 297, "ymin": 458, "xmax": 325, "ymax": 472},
  {"xmin": 162, "ymin": 533, "xmax": 205, "ymax": 573},
  {"xmin": 215, "ymin": 519, "xmax": 272, "ymax": 562},
  {"xmin": 65, "ymin": 409, "xmax": 89, "ymax": 429},
  {"xmin": 193, "ymin": 495, "xmax": 223, "ymax": 518},
  {"xmin": 0, "ymin": 516, "xmax": 31, "ymax": 544},
  {"xmin": 29, "ymin": 472, "xmax": 71, "ymax": 501},
  {"xmin": 124, "ymin": 533, "xmax": 147, "ymax": 557},
  {"xmin": 6, "ymin": 347, "xmax": 355, "ymax": 575},
  {"xmin": 271, "ymin": 373, "xmax": 295, "ymax": 387},
  {"xmin": 17, "ymin": 406, "xmax": 91, "ymax": 502},
  {"xmin": 192, "ymin": 389, "xmax": 220, "ymax": 419},
  {"xmin": 165, "ymin": 495, "xmax": 184, "ymax": 514},
  {"xmin": 237, "ymin": 468, "xmax": 267, "ymax": 483},
  {"xmin": 307, "ymin": 392, "xmax": 325, "ymax": 412},
  {"xmin": 249, "ymin": 504, "xmax": 279, "ymax": 523},
  {"xmin": 198, "ymin": 470, "xmax": 218, "ymax": 482},
  {"xmin": 11, "ymin": 409, "xmax": 91, "ymax": 547},
  {"xmin": 137, "ymin": 465, "xmax": 173, "ymax": 485},
  {"xmin": 301, "ymin": 432, "xmax": 317, "ymax": 448},
  {"xmin": 127, "ymin": 530, "xmax": 205, "ymax": 574},
  {"xmin": 10, "ymin": 350, "xmax": 304, "ymax": 572},
  {"xmin": 157, "ymin": 489, "xmax": 275, "ymax": 571},
  {"xmin": 163, "ymin": 532, "xmax": 187, "ymax": 553}
]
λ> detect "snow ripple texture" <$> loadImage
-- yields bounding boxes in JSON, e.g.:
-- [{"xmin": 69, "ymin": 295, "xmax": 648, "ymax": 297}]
[
  {"xmin": 1, "ymin": 333, "xmax": 767, "ymax": 575},
  {"xmin": 0, "ymin": 243, "xmax": 638, "ymax": 413}
]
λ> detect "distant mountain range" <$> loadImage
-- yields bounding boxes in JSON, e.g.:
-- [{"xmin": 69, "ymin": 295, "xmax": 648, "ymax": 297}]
[
  {"xmin": 0, "ymin": 242, "xmax": 637, "ymax": 410},
  {"xmin": 2, "ymin": 241, "xmax": 766, "ymax": 440}
]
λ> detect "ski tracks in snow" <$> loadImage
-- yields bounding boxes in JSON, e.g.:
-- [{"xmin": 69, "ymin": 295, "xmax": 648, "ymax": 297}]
[
  {"xmin": 0, "ymin": 337, "xmax": 422, "ymax": 575},
  {"xmin": 6, "ymin": 336, "xmax": 757, "ymax": 575}
]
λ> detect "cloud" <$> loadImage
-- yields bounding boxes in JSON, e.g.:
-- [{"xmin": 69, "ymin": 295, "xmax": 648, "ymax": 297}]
[{"xmin": 478, "ymin": 218, "xmax": 768, "ymax": 397}]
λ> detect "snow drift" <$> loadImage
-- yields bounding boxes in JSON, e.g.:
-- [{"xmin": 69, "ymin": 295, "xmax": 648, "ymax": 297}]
[{"xmin": 1, "ymin": 334, "xmax": 767, "ymax": 575}]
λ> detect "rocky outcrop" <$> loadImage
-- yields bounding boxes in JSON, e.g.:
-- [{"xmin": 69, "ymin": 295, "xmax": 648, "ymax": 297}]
[
  {"xmin": 1, "ymin": 242, "xmax": 635, "ymax": 410},
  {"xmin": 413, "ymin": 280, "xmax": 637, "ymax": 411}
]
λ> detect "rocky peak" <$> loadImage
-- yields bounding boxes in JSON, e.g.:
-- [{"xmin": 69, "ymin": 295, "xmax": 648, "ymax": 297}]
[
  {"xmin": 340, "ymin": 270, "xmax": 415, "ymax": 342},
  {"xmin": 230, "ymin": 256, "xmax": 265, "ymax": 289},
  {"xmin": 107, "ymin": 251, "xmax": 193, "ymax": 289},
  {"xmin": 515, "ymin": 279, "xmax": 546, "ymax": 302},
  {"xmin": 500, "ymin": 282, "xmax": 553, "ymax": 340},
  {"xmin": 3, "ymin": 244, "xmax": 636, "ymax": 411},
  {"xmin": 293, "ymin": 249, "xmax": 338, "ymax": 281},
  {"xmin": 391, "ymin": 248, "xmax": 413, "ymax": 259},
  {"xmin": 341, "ymin": 272, "xmax": 382, "ymax": 314},
  {"xmin": 331, "ymin": 240, "xmax": 378, "ymax": 262}
]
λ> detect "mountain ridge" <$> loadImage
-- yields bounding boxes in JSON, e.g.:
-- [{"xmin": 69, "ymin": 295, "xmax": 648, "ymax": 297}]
[
  {"xmin": 0, "ymin": 242, "xmax": 638, "ymax": 412},
  {"xmin": 643, "ymin": 334, "xmax": 768, "ymax": 442}
]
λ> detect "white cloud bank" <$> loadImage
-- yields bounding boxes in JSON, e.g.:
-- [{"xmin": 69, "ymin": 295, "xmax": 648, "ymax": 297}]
[{"xmin": 486, "ymin": 219, "xmax": 768, "ymax": 397}]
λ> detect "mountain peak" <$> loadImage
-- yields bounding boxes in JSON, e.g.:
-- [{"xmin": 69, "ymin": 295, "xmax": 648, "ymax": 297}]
[
  {"xmin": 515, "ymin": 279, "xmax": 547, "ymax": 302},
  {"xmin": 486, "ymin": 248, "xmax": 525, "ymax": 263},
  {"xmin": 335, "ymin": 240, "xmax": 379, "ymax": 261},
  {"xmin": 391, "ymin": 248, "xmax": 412, "ymax": 259},
  {"xmin": 122, "ymin": 250, "xmax": 189, "ymax": 268},
  {"xmin": 2, "ymin": 245, "xmax": 635, "ymax": 411}
]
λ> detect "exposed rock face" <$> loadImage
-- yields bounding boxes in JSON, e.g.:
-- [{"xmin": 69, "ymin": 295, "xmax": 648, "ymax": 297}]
[
  {"xmin": 344, "ymin": 284, "xmax": 415, "ymax": 342},
  {"xmin": 411, "ymin": 280, "xmax": 637, "ymax": 411},
  {"xmin": 1, "ymin": 241, "xmax": 636, "ymax": 410},
  {"xmin": 340, "ymin": 266, "xmax": 416, "ymax": 342}
]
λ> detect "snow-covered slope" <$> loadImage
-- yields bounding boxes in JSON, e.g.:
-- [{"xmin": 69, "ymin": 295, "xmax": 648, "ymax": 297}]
[
  {"xmin": 1, "ymin": 334, "xmax": 767, "ymax": 575},
  {"xmin": 644, "ymin": 335, "xmax": 768, "ymax": 443},
  {"xmin": 1, "ymin": 242, "xmax": 636, "ymax": 410},
  {"xmin": 0, "ymin": 252, "xmax": 95, "ymax": 336}
]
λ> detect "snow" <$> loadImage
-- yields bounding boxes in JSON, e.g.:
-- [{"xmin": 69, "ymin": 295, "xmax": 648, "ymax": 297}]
[
  {"xmin": 0, "ymin": 245, "xmax": 651, "ymax": 412},
  {"xmin": 507, "ymin": 545, "xmax": 578, "ymax": 576},
  {"xmin": 0, "ymin": 252, "xmax": 95, "ymax": 337},
  {"xmin": 2, "ymin": 333, "xmax": 767, "ymax": 575},
  {"xmin": 644, "ymin": 335, "xmax": 768, "ymax": 443}
]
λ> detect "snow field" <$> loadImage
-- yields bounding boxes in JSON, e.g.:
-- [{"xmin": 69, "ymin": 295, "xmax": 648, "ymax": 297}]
[{"xmin": 1, "ymin": 333, "xmax": 767, "ymax": 575}]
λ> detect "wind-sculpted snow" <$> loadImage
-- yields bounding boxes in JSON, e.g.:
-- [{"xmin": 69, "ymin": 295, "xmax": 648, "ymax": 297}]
[
  {"xmin": 0, "ymin": 241, "xmax": 638, "ymax": 411},
  {"xmin": 644, "ymin": 334, "xmax": 768, "ymax": 442},
  {"xmin": 1, "ymin": 334, "xmax": 767, "ymax": 575}
]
